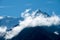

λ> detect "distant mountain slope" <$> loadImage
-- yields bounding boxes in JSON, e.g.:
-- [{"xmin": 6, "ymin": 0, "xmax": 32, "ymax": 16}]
[{"xmin": 0, "ymin": 16, "xmax": 20, "ymax": 28}]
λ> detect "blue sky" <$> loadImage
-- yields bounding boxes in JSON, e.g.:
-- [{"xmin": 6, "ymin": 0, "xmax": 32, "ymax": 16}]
[{"xmin": 0, "ymin": 0, "xmax": 60, "ymax": 17}]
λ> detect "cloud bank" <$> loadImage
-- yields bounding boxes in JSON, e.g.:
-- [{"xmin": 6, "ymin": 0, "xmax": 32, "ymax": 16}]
[
  {"xmin": 0, "ymin": 9, "xmax": 60, "ymax": 40},
  {"xmin": 0, "ymin": 26, "xmax": 7, "ymax": 37}
]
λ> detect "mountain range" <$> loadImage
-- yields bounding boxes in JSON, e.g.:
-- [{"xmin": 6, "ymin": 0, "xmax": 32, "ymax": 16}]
[{"xmin": 0, "ymin": 9, "xmax": 60, "ymax": 40}]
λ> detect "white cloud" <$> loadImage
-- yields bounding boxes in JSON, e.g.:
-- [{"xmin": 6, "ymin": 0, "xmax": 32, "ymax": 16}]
[
  {"xmin": 0, "ymin": 26, "xmax": 7, "ymax": 37},
  {"xmin": 21, "ymin": 9, "xmax": 31, "ymax": 18},
  {"xmin": 0, "ymin": 16, "xmax": 4, "ymax": 19},
  {"xmin": 4, "ymin": 24, "xmax": 28, "ymax": 39},
  {"xmin": 0, "ymin": 26, "xmax": 7, "ymax": 32},
  {"xmin": 4, "ymin": 9, "xmax": 60, "ymax": 40},
  {"xmin": 4, "ymin": 17, "xmax": 33, "ymax": 39},
  {"xmin": 21, "ymin": 9, "xmax": 60, "ymax": 26},
  {"xmin": 47, "ymin": 1, "xmax": 56, "ymax": 4},
  {"xmin": 26, "ymin": 3, "xmax": 32, "ymax": 6}
]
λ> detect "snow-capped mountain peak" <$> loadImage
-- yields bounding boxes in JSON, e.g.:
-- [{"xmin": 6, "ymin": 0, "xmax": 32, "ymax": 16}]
[{"xmin": 34, "ymin": 9, "xmax": 49, "ymax": 17}]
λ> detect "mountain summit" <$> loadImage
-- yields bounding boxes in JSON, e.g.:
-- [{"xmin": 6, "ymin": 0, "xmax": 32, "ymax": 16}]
[{"xmin": 34, "ymin": 9, "xmax": 50, "ymax": 17}]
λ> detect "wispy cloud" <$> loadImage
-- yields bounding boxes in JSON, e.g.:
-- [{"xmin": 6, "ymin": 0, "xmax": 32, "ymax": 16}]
[
  {"xmin": 0, "ymin": 6, "xmax": 13, "ymax": 8},
  {"xmin": 47, "ymin": 1, "xmax": 56, "ymax": 4},
  {"xmin": 26, "ymin": 3, "xmax": 32, "ymax": 6},
  {"xmin": 0, "ymin": 6, "xmax": 6, "ymax": 8}
]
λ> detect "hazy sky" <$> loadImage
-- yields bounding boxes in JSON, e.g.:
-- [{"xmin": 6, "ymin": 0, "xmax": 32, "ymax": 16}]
[{"xmin": 0, "ymin": 0, "xmax": 60, "ymax": 17}]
